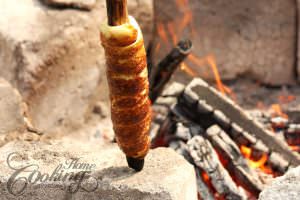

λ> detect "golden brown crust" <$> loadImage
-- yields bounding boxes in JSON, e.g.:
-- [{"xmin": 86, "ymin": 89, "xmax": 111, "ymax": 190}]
[
  {"xmin": 100, "ymin": 16, "xmax": 151, "ymax": 159},
  {"xmin": 107, "ymin": 73, "xmax": 148, "ymax": 96}
]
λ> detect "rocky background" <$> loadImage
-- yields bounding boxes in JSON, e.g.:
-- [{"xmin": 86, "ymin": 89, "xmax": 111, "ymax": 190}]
[
  {"xmin": 153, "ymin": 0, "xmax": 300, "ymax": 86},
  {"xmin": 0, "ymin": 0, "xmax": 153, "ymax": 138}
]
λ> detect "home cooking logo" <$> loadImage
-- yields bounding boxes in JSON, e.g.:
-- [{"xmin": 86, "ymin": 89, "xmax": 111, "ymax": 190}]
[{"xmin": 6, "ymin": 152, "xmax": 98, "ymax": 196}]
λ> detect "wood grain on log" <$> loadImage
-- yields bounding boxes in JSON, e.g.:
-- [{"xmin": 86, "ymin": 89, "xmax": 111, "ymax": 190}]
[
  {"xmin": 206, "ymin": 125, "xmax": 264, "ymax": 197},
  {"xmin": 180, "ymin": 78, "xmax": 300, "ymax": 166},
  {"xmin": 149, "ymin": 39, "xmax": 192, "ymax": 102},
  {"xmin": 187, "ymin": 135, "xmax": 247, "ymax": 200}
]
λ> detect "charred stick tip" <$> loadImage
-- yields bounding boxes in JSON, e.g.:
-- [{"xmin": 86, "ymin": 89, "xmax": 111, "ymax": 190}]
[
  {"xmin": 106, "ymin": 0, "xmax": 128, "ymax": 26},
  {"xmin": 149, "ymin": 39, "xmax": 193, "ymax": 102},
  {"xmin": 126, "ymin": 156, "xmax": 145, "ymax": 171},
  {"xmin": 177, "ymin": 39, "xmax": 193, "ymax": 53}
]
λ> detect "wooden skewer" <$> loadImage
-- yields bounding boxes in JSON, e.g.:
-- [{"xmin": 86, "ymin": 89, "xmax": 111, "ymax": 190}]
[{"xmin": 106, "ymin": 0, "xmax": 128, "ymax": 26}]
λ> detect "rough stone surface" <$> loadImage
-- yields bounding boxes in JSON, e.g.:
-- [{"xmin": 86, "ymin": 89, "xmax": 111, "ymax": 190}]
[
  {"xmin": 0, "ymin": 0, "xmax": 153, "ymax": 134},
  {"xmin": 0, "ymin": 78, "xmax": 26, "ymax": 135},
  {"xmin": 0, "ymin": 141, "xmax": 197, "ymax": 200},
  {"xmin": 259, "ymin": 166, "xmax": 300, "ymax": 200},
  {"xmin": 128, "ymin": 0, "xmax": 153, "ymax": 46},
  {"xmin": 40, "ymin": 0, "xmax": 96, "ymax": 10},
  {"xmin": 153, "ymin": 0, "xmax": 296, "ymax": 85}
]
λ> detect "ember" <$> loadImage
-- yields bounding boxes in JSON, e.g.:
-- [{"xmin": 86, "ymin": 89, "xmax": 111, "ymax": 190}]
[{"xmin": 240, "ymin": 145, "xmax": 271, "ymax": 174}]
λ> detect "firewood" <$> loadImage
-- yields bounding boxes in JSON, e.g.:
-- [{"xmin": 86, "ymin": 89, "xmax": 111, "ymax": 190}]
[
  {"xmin": 206, "ymin": 125, "xmax": 264, "ymax": 197},
  {"xmin": 187, "ymin": 135, "xmax": 247, "ymax": 200},
  {"xmin": 268, "ymin": 152, "xmax": 289, "ymax": 174},
  {"xmin": 284, "ymin": 124, "xmax": 300, "ymax": 146},
  {"xmin": 149, "ymin": 39, "xmax": 192, "ymax": 102},
  {"xmin": 180, "ymin": 78, "xmax": 300, "ymax": 166}
]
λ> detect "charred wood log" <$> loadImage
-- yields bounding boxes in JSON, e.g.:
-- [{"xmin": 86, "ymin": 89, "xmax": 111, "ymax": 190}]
[
  {"xmin": 149, "ymin": 39, "xmax": 192, "ymax": 102},
  {"xmin": 284, "ymin": 124, "xmax": 300, "ymax": 146},
  {"xmin": 187, "ymin": 135, "xmax": 247, "ymax": 200},
  {"xmin": 205, "ymin": 125, "xmax": 264, "ymax": 197},
  {"xmin": 171, "ymin": 90, "xmax": 291, "ymax": 174},
  {"xmin": 267, "ymin": 152, "xmax": 289, "ymax": 174},
  {"xmin": 150, "ymin": 83, "xmax": 185, "ymax": 144},
  {"xmin": 172, "ymin": 94, "xmax": 289, "ymax": 174},
  {"xmin": 179, "ymin": 78, "xmax": 300, "ymax": 166}
]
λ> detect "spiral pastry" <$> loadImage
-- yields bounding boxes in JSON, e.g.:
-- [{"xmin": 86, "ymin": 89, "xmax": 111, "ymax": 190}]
[{"xmin": 100, "ymin": 16, "xmax": 151, "ymax": 171}]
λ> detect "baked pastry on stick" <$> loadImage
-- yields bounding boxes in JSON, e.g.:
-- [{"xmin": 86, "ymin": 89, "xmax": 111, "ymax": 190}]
[{"xmin": 100, "ymin": 16, "xmax": 151, "ymax": 171}]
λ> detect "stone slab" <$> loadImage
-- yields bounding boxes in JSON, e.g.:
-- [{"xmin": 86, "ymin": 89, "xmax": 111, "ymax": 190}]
[
  {"xmin": 0, "ymin": 140, "xmax": 197, "ymax": 200},
  {"xmin": 259, "ymin": 166, "xmax": 300, "ymax": 200}
]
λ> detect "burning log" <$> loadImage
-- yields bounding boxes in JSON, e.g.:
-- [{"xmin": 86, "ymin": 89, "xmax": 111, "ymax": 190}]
[
  {"xmin": 100, "ymin": 0, "xmax": 151, "ymax": 171},
  {"xmin": 172, "ymin": 98, "xmax": 289, "ymax": 175},
  {"xmin": 149, "ymin": 77, "xmax": 300, "ymax": 198},
  {"xmin": 187, "ymin": 135, "xmax": 247, "ymax": 200},
  {"xmin": 150, "ymin": 82, "xmax": 288, "ymax": 198},
  {"xmin": 205, "ymin": 125, "xmax": 264, "ymax": 197},
  {"xmin": 179, "ymin": 78, "xmax": 300, "ymax": 166},
  {"xmin": 149, "ymin": 39, "xmax": 192, "ymax": 102}
]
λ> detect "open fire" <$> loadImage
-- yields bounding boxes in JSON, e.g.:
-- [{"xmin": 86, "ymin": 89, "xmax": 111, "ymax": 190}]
[{"xmin": 148, "ymin": 0, "xmax": 300, "ymax": 199}]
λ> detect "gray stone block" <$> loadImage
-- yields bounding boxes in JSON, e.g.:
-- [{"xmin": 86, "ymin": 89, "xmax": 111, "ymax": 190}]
[
  {"xmin": 0, "ymin": 141, "xmax": 197, "ymax": 200},
  {"xmin": 259, "ymin": 166, "xmax": 300, "ymax": 200}
]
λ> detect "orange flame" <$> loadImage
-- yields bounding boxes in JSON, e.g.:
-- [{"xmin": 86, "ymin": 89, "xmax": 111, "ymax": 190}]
[
  {"xmin": 157, "ymin": 0, "xmax": 236, "ymax": 101},
  {"xmin": 180, "ymin": 63, "xmax": 197, "ymax": 77},
  {"xmin": 167, "ymin": 22, "xmax": 178, "ymax": 45},
  {"xmin": 240, "ymin": 145, "xmax": 273, "ymax": 174},
  {"xmin": 175, "ymin": 0, "xmax": 196, "ymax": 38},
  {"xmin": 154, "ymin": 43, "xmax": 161, "ymax": 56},
  {"xmin": 187, "ymin": 54, "xmax": 236, "ymax": 99},
  {"xmin": 289, "ymin": 146, "xmax": 300, "ymax": 153},
  {"xmin": 270, "ymin": 104, "xmax": 288, "ymax": 119},
  {"xmin": 178, "ymin": 11, "xmax": 193, "ymax": 34},
  {"xmin": 157, "ymin": 22, "xmax": 169, "ymax": 46},
  {"xmin": 176, "ymin": 0, "xmax": 188, "ymax": 8},
  {"xmin": 188, "ymin": 54, "xmax": 207, "ymax": 66},
  {"xmin": 278, "ymin": 95, "xmax": 296, "ymax": 104},
  {"xmin": 206, "ymin": 55, "xmax": 226, "ymax": 94},
  {"xmin": 202, "ymin": 171, "xmax": 210, "ymax": 183}
]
